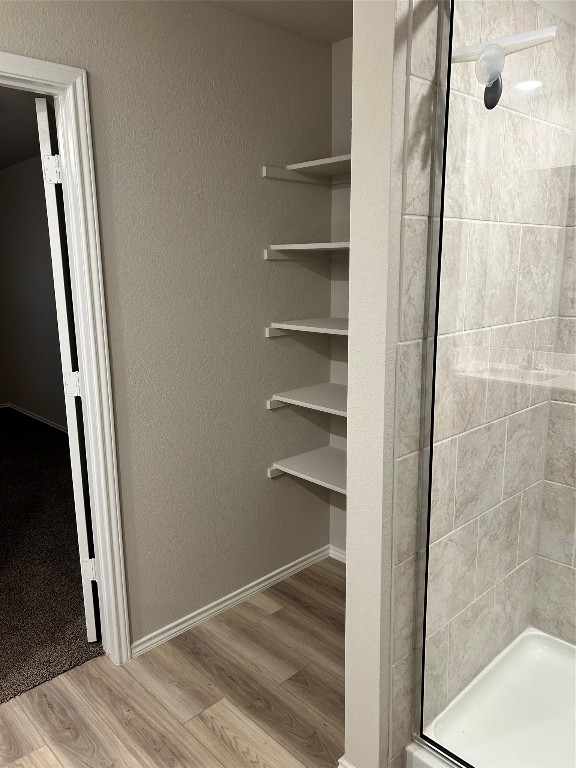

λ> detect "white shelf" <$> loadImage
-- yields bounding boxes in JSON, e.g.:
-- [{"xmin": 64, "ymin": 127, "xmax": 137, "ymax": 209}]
[
  {"xmin": 265, "ymin": 242, "xmax": 349, "ymax": 260},
  {"xmin": 267, "ymin": 317, "xmax": 348, "ymax": 337},
  {"xmin": 286, "ymin": 154, "xmax": 351, "ymax": 176},
  {"xmin": 268, "ymin": 446, "xmax": 346, "ymax": 495},
  {"xmin": 262, "ymin": 154, "xmax": 351, "ymax": 186},
  {"xmin": 270, "ymin": 383, "xmax": 347, "ymax": 417}
]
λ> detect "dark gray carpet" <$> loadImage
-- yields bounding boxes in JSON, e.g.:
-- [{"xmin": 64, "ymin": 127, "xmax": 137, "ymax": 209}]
[{"xmin": 0, "ymin": 408, "xmax": 103, "ymax": 703}]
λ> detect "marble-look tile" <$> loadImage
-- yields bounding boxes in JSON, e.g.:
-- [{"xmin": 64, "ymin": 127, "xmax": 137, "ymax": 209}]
[
  {"xmin": 534, "ymin": 317, "xmax": 556, "ymax": 352},
  {"xmin": 397, "ymin": 341, "xmax": 423, "ymax": 457},
  {"xmin": 498, "ymin": 112, "xmax": 551, "ymax": 225},
  {"xmin": 465, "ymin": 222, "xmax": 521, "ymax": 330},
  {"xmin": 559, "ymin": 227, "xmax": 576, "ymax": 318},
  {"xmin": 532, "ymin": 9, "xmax": 576, "ymax": 130},
  {"xmin": 516, "ymin": 226, "xmax": 562, "ymax": 321},
  {"xmin": 450, "ymin": 0, "xmax": 482, "ymax": 97},
  {"xmin": 393, "ymin": 556, "xmax": 417, "ymax": 663},
  {"xmin": 394, "ymin": 453, "xmax": 419, "ymax": 564},
  {"xmin": 518, "ymin": 481, "xmax": 542, "ymax": 564},
  {"xmin": 447, "ymin": 589, "xmax": 496, "ymax": 700},
  {"xmin": 547, "ymin": 127, "xmax": 574, "ymax": 227},
  {"xmin": 556, "ymin": 318, "xmax": 576, "ymax": 355},
  {"xmin": 401, "ymin": 216, "xmax": 428, "ymax": 341},
  {"xmin": 423, "ymin": 623, "xmax": 448, "ymax": 727},
  {"xmin": 430, "ymin": 437, "xmax": 456, "ymax": 542},
  {"xmin": 406, "ymin": 77, "xmax": 435, "ymax": 216},
  {"xmin": 539, "ymin": 481, "xmax": 576, "ymax": 566},
  {"xmin": 389, "ymin": 752, "xmax": 405, "ymax": 768},
  {"xmin": 394, "ymin": 452, "xmax": 420, "ymax": 565},
  {"xmin": 391, "ymin": 652, "xmax": 414, "ymax": 758},
  {"xmin": 455, "ymin": 420, "xmax": 506, "ymax": 526},
  {"xmin": 504, "ymin": 403, "xmax": 549, "ymax": 498},
  {"xmin": 444, "ymin": 92, "xmax": 505, "ymax": 221},
  {"xmin": 481, "ymin": 1, "xmax": 538, "ymax": 116},
  {"xmin": 486, "ymin": 347, "xmax": 533, "ymax": 421},
  {"xmin": 476, "ymin": 495, "xmax": 521, "ymax": 595},
  {"xmin": 532, "ymin": 556, "xmax": 576, "ymax": 644},
  {"xmin": 434, "ymin": 330, "xmax": 489, "ymax": 442},
  {"xmin": 411, "ymin": 0, "xmax": 438, "ymax": 82},
  {"xmin": 438, "ymin": 219, "xmax": 467, "ymax": 336},
  {"xmin": 567, "ymin": 167, "xmax": 576, "ymax": 228},
  {"xmin": 546, "ymin": 401, "xmax": 576, "ymax": 487},
  {"xmin": 426, "ymin": 520, "xmax": 478, "ymax": 634},
  {"xmin": 494, "ymin": 559, "xmax": 535, "ymax": 652}
]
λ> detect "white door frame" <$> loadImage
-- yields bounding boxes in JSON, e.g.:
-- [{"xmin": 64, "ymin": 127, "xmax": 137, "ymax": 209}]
[{"xmin": 0, "ymin": 51, "xmax": 131, "ymax": 664}]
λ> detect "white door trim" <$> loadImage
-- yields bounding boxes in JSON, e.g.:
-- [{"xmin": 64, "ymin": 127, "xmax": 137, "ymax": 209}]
[{"xmin": 0, "ymin": 51, "xmax": 130, "ymax": 664}]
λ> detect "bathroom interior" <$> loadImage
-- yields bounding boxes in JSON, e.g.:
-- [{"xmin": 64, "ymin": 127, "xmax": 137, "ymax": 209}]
[{"xmin": 409, "ymin": 1, "xmax": 575, "ymax": 767}]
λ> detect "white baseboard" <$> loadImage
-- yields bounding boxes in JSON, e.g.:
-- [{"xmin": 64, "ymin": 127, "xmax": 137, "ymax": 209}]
[
  {"xmin": 338, "ymin": 758, "xmax": 357, "ymax": 768},
  {"xmin": 406, "ymin": 743, "xmax": 456, "ymax": 768},
  {"xmin": 131, "ymin": 544, "xmax": 332, "ymax": 658},
  {"xmin": 329, "ymin": 544, "xmax": 346, "ymax": 563},
  {"xmin": 0, "ymin": 403, "xmax": 67, "ymax": 433}
]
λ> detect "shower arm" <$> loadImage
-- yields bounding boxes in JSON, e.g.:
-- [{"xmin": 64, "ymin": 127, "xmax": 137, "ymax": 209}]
[{"xmin": 452, "ymin": 26, "xmax": 556, "ymax": 64}]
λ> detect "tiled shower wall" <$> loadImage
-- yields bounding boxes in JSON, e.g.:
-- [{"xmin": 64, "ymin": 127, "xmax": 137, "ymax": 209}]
[
  {"xmin": 534, "ymin": 164, "xmax": 576, "ymax": 645},
  {"xmin": 388, "ymin": 1, "xmax": 575, "ymax": 763}
]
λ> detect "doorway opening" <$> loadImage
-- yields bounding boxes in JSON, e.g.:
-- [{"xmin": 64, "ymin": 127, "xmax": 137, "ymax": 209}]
[{"xmin": 0, "ymin": 86, "xmax": 105, "ymax": 701}]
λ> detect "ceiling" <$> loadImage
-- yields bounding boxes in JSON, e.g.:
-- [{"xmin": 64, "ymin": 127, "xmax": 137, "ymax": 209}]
[
  {"xmin": 0, "ymin": 88, "xmax": 42, "ymax": 170},
  {"xmin": 221, "ymin": 0, "xmax": 353, "ymax": 43}
]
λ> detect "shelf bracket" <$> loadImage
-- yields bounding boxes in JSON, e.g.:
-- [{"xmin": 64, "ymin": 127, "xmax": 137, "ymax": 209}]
[
  {"xmin": 266, "ymin": 327, "xmax": 287, "ymax": 338},
  {"xmin": 262, "ymin": 165, "xmax": 331, "ymax": 187},
  {"xmin": 267, "ymin": 399, "xmax": 287, "ymax": 410},
  {"xmin": 267, "ymin": 466, "xmax": 284, "ymax": 479}
]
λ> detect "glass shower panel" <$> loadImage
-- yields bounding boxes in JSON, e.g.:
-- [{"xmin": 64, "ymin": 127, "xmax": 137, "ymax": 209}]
[{"xmin": 420, "ymin": 2, "xmax": 575, "ymax": 767}]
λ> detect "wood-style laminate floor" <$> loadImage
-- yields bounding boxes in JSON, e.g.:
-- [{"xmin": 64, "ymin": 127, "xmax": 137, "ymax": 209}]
[{"xmin": 0, "ymin": 558, "xmax": 345, "ymax": 768}]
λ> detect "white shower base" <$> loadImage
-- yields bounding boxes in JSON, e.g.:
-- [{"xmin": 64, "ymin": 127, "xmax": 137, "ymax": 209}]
[{"xmin": 423, "ymin": 628, "xmax": 575, "ymax": 768}]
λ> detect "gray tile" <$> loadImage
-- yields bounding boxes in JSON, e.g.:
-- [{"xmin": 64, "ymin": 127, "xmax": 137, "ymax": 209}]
[
  {"xmin": 499, "ymin": 112, "xmax": 551, "ymax": 226},
  {"xmin": 516, "ymin": 226, "xmax": 562, "ymax": 321},
  {"xmin": 539, "ymin": 481, "xmax": 576, "ymax": 566},
  {"xmin": 438, "ymin": 219, "xmax": 468, "ymax": 336},
  {"xmin": 393, "ymin": 556, "xmax": 417, "ymax": 663},
  {"xmin": 559, "ymin": 227, "xmax": 576, "ymax": 318},
  {"xmin": 465, "ymin": 222, "xmax": 520, "ymax": 331},
  {"xmin": 397, "ymin": 341, "xmax": 423, "ymax": 457},
  {"xmin": 401, "ymin": 216, "xmax": 428, "ymax": 341},
  {"xmin": 455, "ymin": 420, "xmax": 506, "ymax": 526},
  {"xmin": 434, "ymin": 330, "xmax": 489, "ymax": 442},
  {"xmin": 476, "ymin": 495, "xmax": 521, "ymax": 595},
  {"xmin": 447, "ymin": 589, "xmax": 496, "ymax": 701},
  {"xmin": 534, "ymin": 317, "xmax": 556, "ymax": 352},
  {"xmin": 394, "ymin": 453, "xmax": 419, "ymax": 564},
  {"xmin": 486, "ymin": 347, "xmax": 533, "ymax": 421},
  {"xmin": 518, "ymin": 482, "xmax": 542, "ymax": 564},
  {"xmin": 426, "ymin": 520, "xmax": 478, "ymax": 635},
  {"xmin": 394, "ymin": 452, "xmax": 420, "ymax": 565},
  {"xmin": 391, "ymin": 652, "xmax": 414, "ymax": 758},
  {"xmin": 450, "ymin": 0, "xmax": 482, "ymax": 97},
  {"xmin": 411, "ymin": 0, "xmax": 438, "ymax": 82},
  {"xmin": 494, "ymin": 559, "xmax": 535, "ymax": 652},
  {"xmin": 444, "ymin": 92, "xmax": 505, "ymax": 221},
  {"xmin": 567, "ymin": 167, "xmax": 576, "ymax": 228},
  {"xmin": 532, "ymin": 9, "xmax": 576, "ymax": 130},
  {"xmin": 423, "ymin": 623, "xmax": 448, "ymax": 727},
  {"xmin": 430, "ymin": 437, "xmax": 456, "ymax": 543},
  {"xmin": 547, "ymin": 127, "xmax": 574, "ymax": 227},
  {"xmin": 532, "ymin": 556, "xmax": 576, "ymax": 644},
  {"xmin": 546, "ymin": 402, "xmax": 576, "ymax": 487},
  {"xmin": 504, "ymin": 403, "xmax": 549, "ymax": 498},
  {"xmin": 556, "ymin": 318, "xmax": 576, "ymax": 355},
  {"xmin": 406, "ymin": 77, "xmax": 435, "ymax": 216}
]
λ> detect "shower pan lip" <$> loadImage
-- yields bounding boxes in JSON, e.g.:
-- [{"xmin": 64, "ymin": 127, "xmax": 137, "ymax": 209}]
[{"xmin": 424, "ymin": 627, "xmax": 575, "ymax": 768}]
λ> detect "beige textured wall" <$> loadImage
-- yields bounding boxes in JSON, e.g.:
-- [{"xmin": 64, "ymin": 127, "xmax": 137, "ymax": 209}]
[
  {"xmin": 0, "ymin": 1, "xmax": 335, "ymax": 643},
  {"xmin": 0, "ymin": 156, "xmax": 66, "ymax": 428},
  {"xmin": 343, "ymin": 2, "xmax": 398, "ymax": 766}
]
